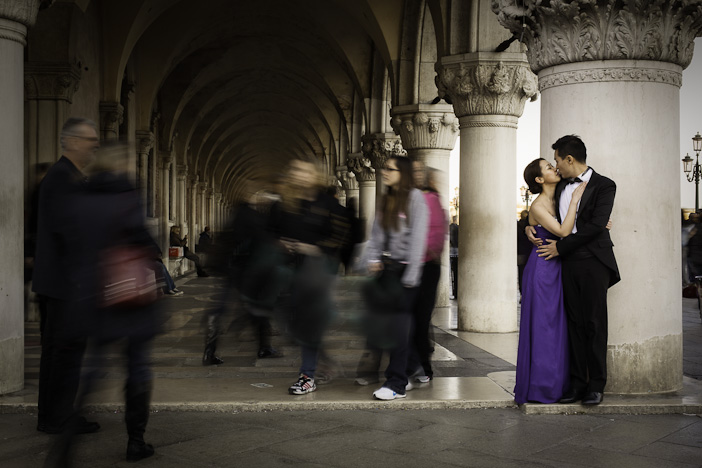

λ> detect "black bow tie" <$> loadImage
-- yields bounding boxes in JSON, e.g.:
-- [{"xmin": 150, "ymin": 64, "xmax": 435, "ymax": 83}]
[{"xmin": 567, "ymin": 177, "xmax": 583, "ymax": 185}]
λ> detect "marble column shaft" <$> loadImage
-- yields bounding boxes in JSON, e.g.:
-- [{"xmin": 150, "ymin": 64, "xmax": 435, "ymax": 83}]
[
  {"xmin": 436, "ymin": 51, "xmax": 538, "ymax": 333},
  {"xmin": 0, "ymin": 5, "xmax": 39, "ymax": 395}
]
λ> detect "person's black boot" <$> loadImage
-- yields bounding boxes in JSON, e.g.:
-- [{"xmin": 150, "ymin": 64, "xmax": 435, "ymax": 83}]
[
  {"xmin": 125, "ymin": 381, "xmax": 155, "ymax": 462},
  {"xmin": 202, "ymin": 314, "xmax": 223, "ymax": 365}
]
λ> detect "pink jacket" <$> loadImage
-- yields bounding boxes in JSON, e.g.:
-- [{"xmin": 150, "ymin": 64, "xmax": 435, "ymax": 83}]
[{"xmin": 423, "ymin": 191, "xmax": 447, "ymax": 262}]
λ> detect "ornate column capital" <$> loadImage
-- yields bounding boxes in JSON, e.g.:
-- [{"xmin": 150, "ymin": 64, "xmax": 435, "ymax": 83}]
[
  {"xmin": 361, "ymin": 133, "xmax": 407, "ymax": 171},
  {"xmin": 346, "ymin": 152, "xmax": 375, "ymax": 182},
  {"xmin": 390, "ymin": 104, "xmax": 459, "ymax": 151},
  {"xmin": 336, "ymin": 165, "xmax": 359, "ymax": 191},
  {"xmin": 436, "ymin": 52, "xmax": 538, "ymax": 120},
  {"xmin": 135, "ymin": 130, "xmax": 154, "ymax": 155},
  {"xmin": 176, "ymin": 164, "xmax": 188, "ymax": 180},
  {"xmin": 491, "ymin": 0, "xmax": 702, "ymax": 73},
  {"xmin": 0, "ymin": 1, "xmax": 41, "ymax": 30},
  {"xmin": 99, "ymin": 101, "xmax": 124, "ymax": 138},
  {"xmin": 159, "ymin": 154, "xmax": 172, "ymax": 170},
  {"xmin": 24, "ymin": 62, "xmax": 81, "ymax": 102},
  {"xmin": 198, "ymin": 182, "xmax": 208, "ymax": 194}
]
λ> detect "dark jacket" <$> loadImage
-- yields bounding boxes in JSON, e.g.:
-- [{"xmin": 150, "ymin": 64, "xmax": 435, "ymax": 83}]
[
  {"xmin": 72, "ymin": 171, "xmax": 162, "ymax": 340},
  {"xmin": 555, "ymin": 168, "xmax": 620, "ymax": 287},
  {"xmin": 32, "ymin": 157, "xmax": 86, "ymax": 300}
]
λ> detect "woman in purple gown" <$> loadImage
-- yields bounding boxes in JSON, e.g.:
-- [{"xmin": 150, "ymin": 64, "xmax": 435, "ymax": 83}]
[{"xmin": 514, "ymin": 158, "xmax": 586, "ymax": 404}]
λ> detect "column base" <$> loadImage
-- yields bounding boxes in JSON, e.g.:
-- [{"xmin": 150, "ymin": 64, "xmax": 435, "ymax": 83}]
[
  {"xmin": 0, "ymin": 336, "xmax": 23, "ymax": 394},
  {"xmin": 607, "ymin": 333, "xmax": 682, "ymax": 394}
]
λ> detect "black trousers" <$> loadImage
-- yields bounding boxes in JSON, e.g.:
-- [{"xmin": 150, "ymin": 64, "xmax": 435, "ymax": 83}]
[
  {"xmin": 407, "ymin": 261, "xmax": 441, "ymax": 377},
  {"xmin": 561, "ymin": 256, "xmax": 610, "ymax": 393},
  {"xmin": 38, "ymin": 297, "xmax": 87, "ymax": 428}
]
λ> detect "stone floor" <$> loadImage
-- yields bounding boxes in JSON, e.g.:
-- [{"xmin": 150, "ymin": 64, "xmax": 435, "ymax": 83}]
[{"xmin": 2, "ymin": 274, "xmax": 702, "ymax": 467}]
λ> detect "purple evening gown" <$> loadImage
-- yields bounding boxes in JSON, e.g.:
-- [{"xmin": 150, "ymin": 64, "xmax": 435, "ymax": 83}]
[{"xmin": 514, "ymin": 225, "xmax": 569, "ymax": 404}]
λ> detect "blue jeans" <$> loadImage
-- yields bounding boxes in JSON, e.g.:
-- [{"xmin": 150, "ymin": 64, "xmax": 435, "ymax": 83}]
[{"xmin": 158, "ymin": 262, "xmax": 176, "ymax": 291}]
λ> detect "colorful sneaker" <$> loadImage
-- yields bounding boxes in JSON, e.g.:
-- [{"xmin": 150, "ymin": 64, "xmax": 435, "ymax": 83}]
[
  {"xmin": 373, "ymin": 387, "xmax": 406, "ymax": 400},
  {"xmin": 288, "ymin": 374, "xmax": 316, "ymax": 395}
]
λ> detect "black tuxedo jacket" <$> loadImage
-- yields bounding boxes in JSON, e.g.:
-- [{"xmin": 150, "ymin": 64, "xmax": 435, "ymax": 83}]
[
  {"xmin": 555, "ymin": 168, "xmax": 621, "ymax": 287},
  {"xmin": 32, "ymin": 156, "xmax": 86, "ymax": 299}
]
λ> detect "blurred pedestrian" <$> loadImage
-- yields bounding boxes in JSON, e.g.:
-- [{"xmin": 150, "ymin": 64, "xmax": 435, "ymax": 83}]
[
  {"xmin": 269, "ymin": 160, "xmax": 347, "ymax": 395},
  {"xmin": 407, "ymin": 166, "xmax": 447, "ymax": 383},
  {"xmin": 517, "ymin": 209, "xmax": 531, "ymax": 293},
  {"xmin": 44, "ymin": 142, "xmax": 162, "ymax": 465},
  {"xmin": 33, "ymin": 117, "xmax": 101, "ymax": 436},
  {"xmin": 363, "ymin": 156, "xmax": 428, "ymax": 400},
  {"xmin": 449, "ymin": 215, "xmax": 458, "ymax": 299}
]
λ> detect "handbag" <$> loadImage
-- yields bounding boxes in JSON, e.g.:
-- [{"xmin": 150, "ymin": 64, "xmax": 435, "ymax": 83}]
[{"xmin": 100, "ymin": 245, "xmax": 158, "ymax": 309}]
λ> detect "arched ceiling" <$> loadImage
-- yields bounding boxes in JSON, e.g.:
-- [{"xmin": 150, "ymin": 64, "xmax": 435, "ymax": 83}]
[{"xmin": 100, "ymin": 0, "xmax": 407, "ymax": 201}]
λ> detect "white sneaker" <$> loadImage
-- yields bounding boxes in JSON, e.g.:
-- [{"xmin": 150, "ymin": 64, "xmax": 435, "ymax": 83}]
[
  {"xmin": 405, "ymin": 382, "xmax": 414, "ymax": 392},
  {"xmin": 373, "ymin": 387, "xmax": 406, "ymax": 400},
  {"xmin": 415, "ymin": 375, "xmax": 431, "ymax": 383},
  {"xmin": 171, "ymin": 289, "xmax": 184, "ymax": 296},
  {"xmin": 355, "ymin": 378, "xmax": 370, "ymax": 386}
]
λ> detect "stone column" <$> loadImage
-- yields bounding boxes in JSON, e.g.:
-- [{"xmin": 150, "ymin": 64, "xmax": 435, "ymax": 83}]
[
  {"xmin": 188, "ymin": 175, "xmax": 199, "ymax": 245},
  {"xmin": 347, "ymin": 153, "xmax": 376, "ymax": 240},
  {"xmin": 176, "ymin": 165, "xmax": 187, "ymax": 232},
  {"xmin": 135, "ymin": 131, "xmax": 154, "ymax": 214},
  {"xmin": 214, "ymin": 192, "xmax": 222, "ymax": 231},
  {"xmin": 198, "ymin": 182, "xmax": 208, "ymax": 237},
  {"xmin": 206, "ymin": 188, "xmax": 214, "ymax": 230},
  {"xmin": 436, "ymin": 52, "xmax": 537, "ymax": 333},
  {"xmin": 391, "ymin": 104, "xmax": 460, "ymax": 307},
  {"xmin": 99, "ymin": 101, "xmax": 123, "ymax": 141},
  {"xmin": 159, "ymin": 155, "xmax": 172, "ymax": 258},
  {"xmin": 0, "ymin": 0, "xmax": 40, "ymax": 395},
  {"xmin": 493, "ymin": 0, "xmax": 702, "ymax": 393}
]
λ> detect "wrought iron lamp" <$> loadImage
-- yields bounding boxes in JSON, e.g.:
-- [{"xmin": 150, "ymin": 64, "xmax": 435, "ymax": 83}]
[{"xmin": 682, "ymin": 132, "xmax": 702, "ymax": 212}]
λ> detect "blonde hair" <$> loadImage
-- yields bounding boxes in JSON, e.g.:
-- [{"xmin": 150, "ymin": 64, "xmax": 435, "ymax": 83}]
[{"xmin": 279, "ymin": 159, "xmax": 325, "ymax": 213}]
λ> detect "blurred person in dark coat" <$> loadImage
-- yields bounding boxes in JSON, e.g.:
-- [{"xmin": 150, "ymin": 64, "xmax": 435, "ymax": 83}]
[
  {"xmin": 32, "ymin": 117, "xmax": 101, "ymax": 436},
  {"xmin": 170, "ymin": 225, "xmax": 208, "ymax": 277},
  {"xmin": 269, "ymin": 160, "xmax": 348, "ymax": 396},
  {"xmin": 45, "ymin": 141, "xmax": 163, "ymax": 466}
]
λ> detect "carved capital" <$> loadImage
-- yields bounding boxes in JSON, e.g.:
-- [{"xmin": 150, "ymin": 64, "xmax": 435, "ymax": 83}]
[
  {"xmin": 198, "ymin": 182, "xmax": 208, "ymax": 194},
  {"xmin": 336, "ymin": 166, "xmax": 359, "ymax": 191},
  {"xmin": 492, "ymin": 0, "xmax": 702, "ymax": 73},
  {"xmin": 346, "ymin": 153, "xmax": 376, "ymax": 182},
  {"xmin": 135, "ymin": 130, "xmax": 154, "ymax": 155},
  {"xmin": 390, "ymin": 104, "xmax": 459, "ymax": 151},
  {"xmin": 361, "ymin": 133, "xmax": 407, "ymax": 171},
  {"xmin": 24, "ymin": 62, "xmax": 81, "ymax": 102},
  {"xmin": 539, "ymin": 60, "xmax": 683, "ymax": 91},
  {"xmin": 436, "ymin": 52, "xmax": 538, "ymax": 118},
  {"xmin": 176, "ymin": 164, "xmax": 188, "ymax": 180},
  {"xmin": 99, "ymin": 101, "xmax": 124, "ymax": 137},
  {"xmin": 159, "ymin": 155, "xmax": 172, "ymax": 171},
  {"xmin": 0, "ymin": 0, "xmax": 41, "ymax": 29}
]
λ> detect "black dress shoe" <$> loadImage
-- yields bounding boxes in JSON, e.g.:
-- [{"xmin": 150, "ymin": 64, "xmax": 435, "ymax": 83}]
[
  {"xmin": 38, "ymin": 417, "xmax": 100, "ymax": 434},
  {"xmin": 582, "ymin": 392, "xmax": 604, "ymax": 405},
  {"xmin": 558, "ymin": 389, "xmax": 586, "ymax": 404}
]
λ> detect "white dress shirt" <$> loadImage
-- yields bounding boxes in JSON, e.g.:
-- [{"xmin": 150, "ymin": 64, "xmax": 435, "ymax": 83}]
[{"xmin": 559, "ymin": 167, "xmax": 592, "ymax": 235}]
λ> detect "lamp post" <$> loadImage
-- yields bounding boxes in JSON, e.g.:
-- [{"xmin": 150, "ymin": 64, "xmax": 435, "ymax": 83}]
[
  {"xmin": 682, "ymin": 132, "xmax": 702, "ymax": 212},
  {"xmin": 520, "ymin": 185, "xmax": 532, "ymax": 210}
]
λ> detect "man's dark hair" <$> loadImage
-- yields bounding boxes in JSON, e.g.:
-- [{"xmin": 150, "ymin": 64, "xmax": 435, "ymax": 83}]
[
  {"xmin": 552, "ymin": 135, "xmax": 587, "ymax": 163},
  {"xmin": 60, "ymin": 117, "xmax": 97, "ymax": 150}
]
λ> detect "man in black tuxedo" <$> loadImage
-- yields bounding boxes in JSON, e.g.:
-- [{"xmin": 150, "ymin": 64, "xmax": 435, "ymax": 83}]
[
  {"xmin": 32, "ymin": 117, "xmax": 101, "ymax": 433},
  {"xmin": 536, "ymin": 135, "xmax": 620, "ymax": 406}
]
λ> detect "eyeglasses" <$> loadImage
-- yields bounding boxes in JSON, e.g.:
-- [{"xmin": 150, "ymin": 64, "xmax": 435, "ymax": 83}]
[
  {"xmin": 384, "ymin": 167, "xmax": 400, "ymax": 172},
  {"xmin": 66, "ymin": 134, "xmax": 100, "ymax": 142}
]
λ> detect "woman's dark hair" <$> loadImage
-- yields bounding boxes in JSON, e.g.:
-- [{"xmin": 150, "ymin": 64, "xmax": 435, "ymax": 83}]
[
  {"xmin": 381, "ymin": 156, "xmax": 414, "ymax": 232},
  {"xmin": 552, "ymin": 134, "xmax": 587, "ymax": 163},
  {"xmin": 523, "ymin": 158, "xmax": 545, "ymax": 194}
]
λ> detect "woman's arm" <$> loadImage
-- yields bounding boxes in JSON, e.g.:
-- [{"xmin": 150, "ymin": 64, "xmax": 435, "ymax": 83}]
[{"xmin": 532, "ymin": 183, "xmax": 586, "ymax": 237}]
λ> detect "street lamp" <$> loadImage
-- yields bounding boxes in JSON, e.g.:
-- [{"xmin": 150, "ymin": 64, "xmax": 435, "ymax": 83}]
[
  {"xmin": 520, "ymin": 185, "xmax": 532, "ymax": 210},
  {"xmin": 682, "ymin": 132, "xmax": 702, "ymax": 212}
]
